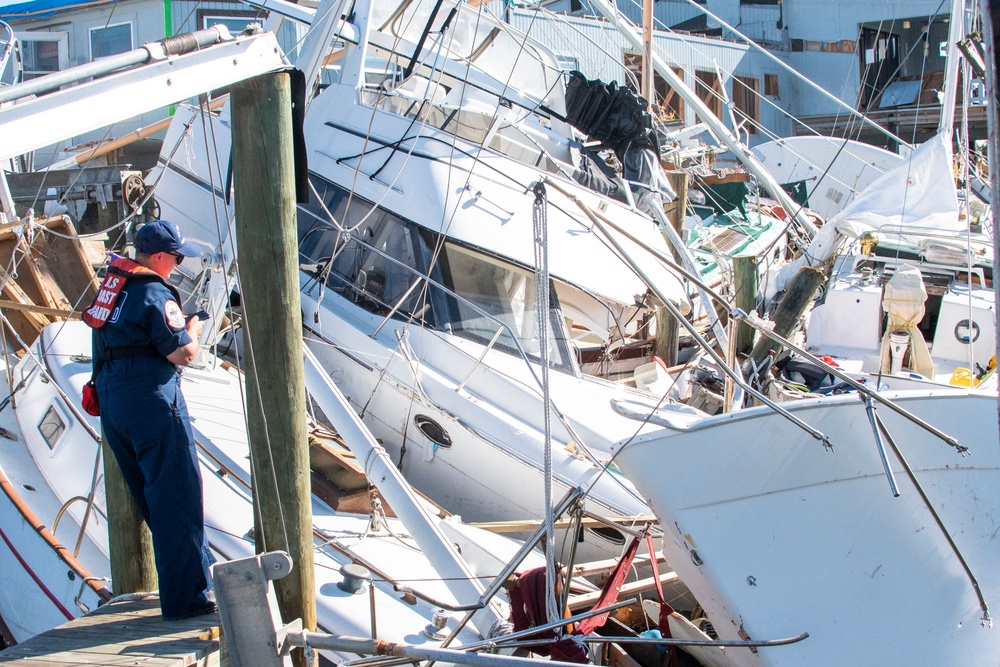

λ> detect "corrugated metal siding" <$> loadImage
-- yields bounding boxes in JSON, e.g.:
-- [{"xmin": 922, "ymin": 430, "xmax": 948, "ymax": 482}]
[
  {"xmin": 737, "ymin": 5, "xmax": 782, "ymax": 46},
  {"xmin": 509, "ymin": 9, "xmax": 793, "ymax": 140}
]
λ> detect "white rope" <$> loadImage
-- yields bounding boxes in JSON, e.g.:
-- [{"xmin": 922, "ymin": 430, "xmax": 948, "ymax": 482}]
[{"xmin": 531, "ymin": 181, "xmax": 560, "ymax": 628}]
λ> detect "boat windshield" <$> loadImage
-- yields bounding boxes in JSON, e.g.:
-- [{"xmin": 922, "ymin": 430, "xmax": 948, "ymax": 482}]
[{"xmin": 298, "ymin": 175, "xmax": 576, "ymax": 373}]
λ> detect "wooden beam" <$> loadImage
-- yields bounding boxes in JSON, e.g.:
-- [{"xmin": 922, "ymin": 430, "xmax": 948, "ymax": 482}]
[
  {"xmin": 102, "ymin": 434, "xmax": 158, "ymax": 595},
  {"xmin": 568, "ymin": 571, "xmax": 680, "ymax": 611},
  {"xmin": 33, "ymin": 217, "xmax": 99, "ymax": 306},
  {"xmin": 0, "ymin": 215, "xmax": 82, "ymax": 240},
  {"xmin": 732, "ymin": 255, "xmax": 758, "ymax": 356},
  {"xmin": 0, "ymin": 299, "xmax": 79, "ymax": 319},
  {"xmin": 232, "ymin": 71, "xmax": 316, "ymax": 658},
  {"xmin": 571, "ymin": 552, "xmax": 664, "ymax": 579},
  {"xmin": 0, "ymin": 278, "xmax": 51, "ymax": 347},
  {"xmin": 749, "ymin": 266, "xmax": 825, "ymax": 366},
  {"xmin": 469, "ymin": 515, "xmax": 657, "ymax": 534}
]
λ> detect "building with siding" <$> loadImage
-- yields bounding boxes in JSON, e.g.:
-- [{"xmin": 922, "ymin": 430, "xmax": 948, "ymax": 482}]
[
  {"xmin": 510, "ymin": 8, "xmax": 796, "ymax": 145},
  {"xmin": 0, "ymin": 0, "xmax": 296, "ymax": 163},
  {"xmin": 0, "ymin": 0, "xmax": 975, "ymax": 157},
  {"xmin": 543, "ymin": 0, "xmax": 980, "ymax": 147}
]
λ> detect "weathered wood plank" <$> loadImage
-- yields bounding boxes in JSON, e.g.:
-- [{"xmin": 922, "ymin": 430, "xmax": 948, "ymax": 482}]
[
  {"xmin": 0, "ymin": 278, "xmax": 51, "ymax": 347},
  {"xmin": 0, "ymin": 598, "xmax": 220, "ymax": 666},
  {"xmin": 32, "ymin": 217, "xmax": 99, "ymax": 307},
  {"xmin": 568, "ymin": 570, "xmax": 680, "ymax": 611}
]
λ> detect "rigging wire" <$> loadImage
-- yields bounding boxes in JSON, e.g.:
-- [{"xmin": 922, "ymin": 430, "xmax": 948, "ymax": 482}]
[{"xmin": 531, "ymin": 182, "xmax": 561, "ymax": 628}]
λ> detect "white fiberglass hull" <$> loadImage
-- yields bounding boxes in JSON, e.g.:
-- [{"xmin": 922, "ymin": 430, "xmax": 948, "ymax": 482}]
[
  {"xmin": 0, "ymin": 322, "xmax": 515, "ymax": 649},
  {"xmin": 0, "ymin": 465, "xmax": 108, "ymax": 642},
  {"xmin": 615, "ymin": 391, "xmax": 1000, "ymax": 666},
  {"xmin": 303, "ymin": 300, "xmax": 652, "ymax": 559}
]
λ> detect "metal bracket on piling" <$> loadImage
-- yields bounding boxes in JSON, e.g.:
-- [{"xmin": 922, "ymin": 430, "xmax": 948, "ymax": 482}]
[{"xmin": 213, "ymin": 550, "xmax": 294, "ymax": 667}]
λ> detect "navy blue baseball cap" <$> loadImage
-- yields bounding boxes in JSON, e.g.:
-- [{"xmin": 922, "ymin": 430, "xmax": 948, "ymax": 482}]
[{"xmin": 135, "ymin": 220, "xmax": 201, "ymax": 257}]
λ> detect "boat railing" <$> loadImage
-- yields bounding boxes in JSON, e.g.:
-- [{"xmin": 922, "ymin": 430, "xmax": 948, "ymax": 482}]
[
  {"xmin": 310, "ymin": 227, "xmax": 606, "ymax": 466},
  {"xmin": 0, "ymin": 21, "xmax": 18, "ymax": 88},
  {"xmin": 837, "ymin": 227, "xmax": 993, "ymax": 285},
  {"xmin": 323, "ymin": 227, "xmax": 573, "ymax": 386},
  {"xmin": 51, "ymin": 494, "xmax": 99, "ymax": 557}
]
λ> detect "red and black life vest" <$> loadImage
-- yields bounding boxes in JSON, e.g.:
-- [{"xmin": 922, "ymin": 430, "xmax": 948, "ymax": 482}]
[{"xmin": 82, "ymin": 256, "xmax": 172, "ymax": 329}]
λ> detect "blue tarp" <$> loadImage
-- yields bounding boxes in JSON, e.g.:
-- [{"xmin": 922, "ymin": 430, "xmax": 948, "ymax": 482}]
[{"xmin": 1, "ymin": 0, "xmax": 114, "ymax": 20}]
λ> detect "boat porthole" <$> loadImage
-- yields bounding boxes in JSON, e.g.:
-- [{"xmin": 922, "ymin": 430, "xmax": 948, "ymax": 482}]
[
  {"xmin": 414, "ymin": 415, "xmax": 451, "ymax": 448},
  {"xmin": 954, "ymin": 319, "xmax": 980, "ymax": 344},
  {"xmin": 586, "ymin": 525, "xmax": 626, "ymax": 546},
  {"xmin": 67, "ymin": 570, "xmax": 75, "ymax": 581},
  {"xmin": 22, "ymin": 484, "xmax": 35, "ymax": 492}
]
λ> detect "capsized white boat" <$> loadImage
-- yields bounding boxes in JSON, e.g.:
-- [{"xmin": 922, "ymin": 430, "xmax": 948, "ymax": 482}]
[
  {"xmin": 0, "ymin": 319, "xmax": 532, "ymax": 649},
  {"xmin": 612, "ymin": 389, "xmax": 999, "ymax": 665}
]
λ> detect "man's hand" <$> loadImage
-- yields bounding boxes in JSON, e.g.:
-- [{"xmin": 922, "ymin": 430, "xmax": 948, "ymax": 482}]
[
  {"xmin": 168, "ymin": 315, "xmax": 204, "ymax": 366},
  {"xmin": 186, "ymin": 315, "xmax": 205, "ymax": 340}
]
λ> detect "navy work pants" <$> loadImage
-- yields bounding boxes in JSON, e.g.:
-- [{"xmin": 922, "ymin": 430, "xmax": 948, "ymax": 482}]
[{"xmin": 98, "ymin": 362, "xmax": 214, "ymax": 618}]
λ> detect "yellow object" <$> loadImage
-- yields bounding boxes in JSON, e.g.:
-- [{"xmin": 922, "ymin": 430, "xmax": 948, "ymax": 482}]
[
  {"xmin": 949, "ymin": 367, "xmax": 979, "ymax": 387},
  {"xmin": 859, "ymin": 232, "xmax": 879, "ymax": 255}
]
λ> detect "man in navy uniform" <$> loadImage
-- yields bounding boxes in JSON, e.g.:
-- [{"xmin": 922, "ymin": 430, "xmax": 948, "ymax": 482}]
[{"xmin": 89, "ymin": 220, "xmax": 215, "ymax": 620}]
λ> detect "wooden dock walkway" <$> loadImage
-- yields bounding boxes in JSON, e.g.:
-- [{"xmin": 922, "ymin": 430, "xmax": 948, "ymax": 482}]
[{"xmin": 0, "ymin": 597, "xmax": 222, "ymax": 666}]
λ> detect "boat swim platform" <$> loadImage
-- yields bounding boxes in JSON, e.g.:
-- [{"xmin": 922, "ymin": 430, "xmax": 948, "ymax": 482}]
[{"xmin": 0, "ymin": 597, "xmax": 224, "ymax": 666}]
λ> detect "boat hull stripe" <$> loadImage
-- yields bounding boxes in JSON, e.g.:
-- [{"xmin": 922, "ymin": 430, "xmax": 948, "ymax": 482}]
[{"xmin": 0, "ymin": 522, "xmax": 74, "ymax": 621}]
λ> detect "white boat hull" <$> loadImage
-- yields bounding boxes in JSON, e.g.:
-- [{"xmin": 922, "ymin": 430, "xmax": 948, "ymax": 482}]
[
  {"xmin": 0, "ymin": 322, "xmax": 520, "ymax": 650},
  {"xmin": 616, "ymin": 391, "xmax": 1000, "ymax": 666}
]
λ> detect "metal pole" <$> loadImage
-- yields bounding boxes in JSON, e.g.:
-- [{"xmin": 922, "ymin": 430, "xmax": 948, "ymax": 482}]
[
  {"xmin": 939, "ymin": 0, "xmax": 967, "ymax": 135},
  {"xmin": 979, "ymin": 0, "xmax": 1000, "ymax": 471},
  {"xmin": 426, "ymin": 487, "xmax": 585, "ymax": 667},
  {"xmin": 0, "ymin": 26, "xmax": 233, "ymax": 104},
  {"xmin": 351, "ymin": 598, "xmax": 639, "ymax": 667},
  {"xmin": 499, "ymin": 632, "xmax": 810, "ymax": 649},
  {"xmin": 862, "ymin": 397, "xmax": 901, "ymax": 497},
  {"xmin": 309, "ymin": 599, "xmax": 638, "ymax": 666},
  {"xmin": 290, "ymin": 633, "xmax": 589, "ymax": 667}
]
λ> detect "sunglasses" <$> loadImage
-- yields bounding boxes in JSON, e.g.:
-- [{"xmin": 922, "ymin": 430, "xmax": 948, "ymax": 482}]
[{"xmin": 167, "ymin": 252, "xmax": 184, "ymax": 265}]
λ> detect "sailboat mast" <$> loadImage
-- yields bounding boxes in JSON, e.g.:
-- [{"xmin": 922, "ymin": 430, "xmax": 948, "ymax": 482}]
[
  {"xmin": 940, "ymin": 0, "xmax": 968, "ymax": 136},
  {"xmin": 979, "ymin": 0, "xmax": 1000, "ymax": 447},
  {"xmin": 642, "ymin": 0, "xmax": 654, "ymax": 109}
]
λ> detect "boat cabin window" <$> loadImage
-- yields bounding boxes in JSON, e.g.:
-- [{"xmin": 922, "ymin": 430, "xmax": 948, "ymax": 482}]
[
  {"xmin": 38, "ymin": 405, "xmax": 66, "ymax": 450},
  {"xmin": 438, "ymin": 242, "xmax": 574, "ymax": 372},
  {"xmin": 298, "ymin": 178, "xmax": 442, "ymax": 325},
  {"xmin": 298, "ymin": 176, "xmax": 575, "ymax": 373}
]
